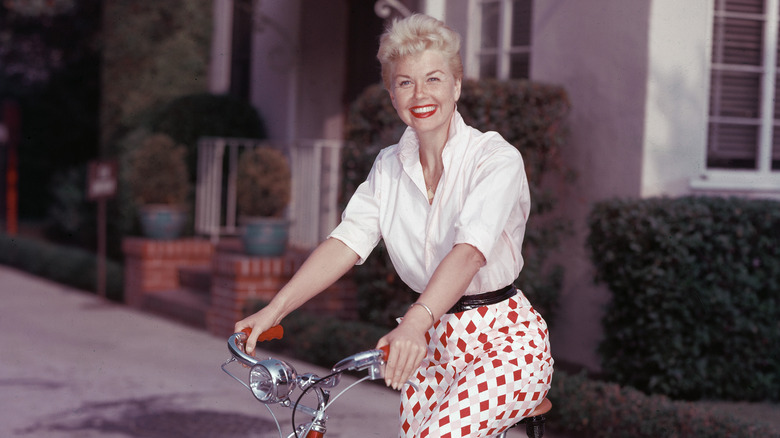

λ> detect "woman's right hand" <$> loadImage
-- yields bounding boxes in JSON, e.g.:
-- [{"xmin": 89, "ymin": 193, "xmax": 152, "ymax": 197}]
[{"xmin": 234, "ymin": 307, "xmax": 280, "ymax": 354}]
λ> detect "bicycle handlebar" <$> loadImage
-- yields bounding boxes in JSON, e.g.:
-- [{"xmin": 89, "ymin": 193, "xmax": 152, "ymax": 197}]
[{"xmin": 227, "ymin": 325, "xmax": 284, "ymax": 367}]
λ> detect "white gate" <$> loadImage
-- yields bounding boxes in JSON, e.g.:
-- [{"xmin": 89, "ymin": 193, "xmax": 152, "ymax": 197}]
[{"xmin": 195, "ymin": 137, "xmax": 343, "ymax": 249}]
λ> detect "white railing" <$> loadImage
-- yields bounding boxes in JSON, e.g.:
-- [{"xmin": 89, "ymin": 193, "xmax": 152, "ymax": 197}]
[{"xmin": 195, "ymin": 137, "xmax": 343, "ymax": 249}]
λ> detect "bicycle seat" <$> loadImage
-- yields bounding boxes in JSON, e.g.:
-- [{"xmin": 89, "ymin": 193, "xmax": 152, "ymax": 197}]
[
  {"xmin": 499, "ymin": 398, "xmax": 552, "ymax": 438},
  {"xmin": 527, "ymin": 397, "xmax": 552, "ymax": 417}
]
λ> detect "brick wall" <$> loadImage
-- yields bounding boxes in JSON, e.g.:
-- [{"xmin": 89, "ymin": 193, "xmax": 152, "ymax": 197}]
[
  {"xmin": 206, "ymin": 241, "xmax": 359, "ymax": 337},
  {"xmin": 122, "ymin": 237, "xmax": 214, "ymax": 307},
  {"xmin": 122, "ymin": 237, "xmax": 359, "ymax": 338}
]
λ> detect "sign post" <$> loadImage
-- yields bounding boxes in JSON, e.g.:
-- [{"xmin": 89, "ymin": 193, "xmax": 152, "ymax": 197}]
[{"xmin": 87, "ymin": 160, "xmax": 117, "ymax": 299}]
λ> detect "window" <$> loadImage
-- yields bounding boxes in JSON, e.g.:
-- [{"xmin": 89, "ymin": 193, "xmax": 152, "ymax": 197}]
[
  {"xmin": 472, "ymin": 0, "xmax": 533, "ymax": 79},
  {"xmin": 708, "ymin": 0, "xmax": 780, "ymax": 174}
]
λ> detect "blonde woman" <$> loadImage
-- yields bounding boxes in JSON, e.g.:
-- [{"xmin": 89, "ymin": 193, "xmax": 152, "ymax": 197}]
[{"xmin": 236, "ymin": 14, "xmax": 553, "ymax": 437}]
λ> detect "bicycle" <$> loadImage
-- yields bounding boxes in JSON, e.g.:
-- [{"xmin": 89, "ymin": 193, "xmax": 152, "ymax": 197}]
[{"xmin": 222, "ymin": 325, "xmax": 551, "ymax": 438}]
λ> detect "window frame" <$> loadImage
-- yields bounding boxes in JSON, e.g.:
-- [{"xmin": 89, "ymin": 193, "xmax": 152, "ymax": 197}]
[
  {"xmin": 465, "ymin": 0, "xmax": 533, "ymax": 80},
  {"xmin": 694, "ymin": 0, "xmax": 780, "ymax": 191}
]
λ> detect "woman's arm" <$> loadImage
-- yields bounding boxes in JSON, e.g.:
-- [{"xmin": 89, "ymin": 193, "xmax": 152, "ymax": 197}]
[
  {"xmin": 235, "ymin": 237, "xmax": 360, "ymax": 353},
  {"xmin": 377, "ymin": 243, "xmax": 486, "ymax": 389}
]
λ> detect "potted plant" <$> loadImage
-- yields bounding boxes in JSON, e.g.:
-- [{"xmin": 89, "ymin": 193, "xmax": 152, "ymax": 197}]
[
  {"xmin": 236, "ymin": 146, "xmax": 292, "ymax": 256},
  {"xmin": 126, "ymin": 133, "xmax": 190, "ymax": 239}
]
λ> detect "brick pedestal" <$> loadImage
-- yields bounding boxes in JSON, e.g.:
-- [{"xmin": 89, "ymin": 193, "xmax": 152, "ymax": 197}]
[
  {"xmin": 206, "ymin": 240, "xmax": 359, "ymax": 337},
  {"xmin": 122, "ymin": 237, "xmax": 214, "ymax": 307}
]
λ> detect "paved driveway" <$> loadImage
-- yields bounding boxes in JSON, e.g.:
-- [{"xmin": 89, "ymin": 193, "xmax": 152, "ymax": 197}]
[{"xmin": 0, "ymin": 266, "xmax": 402, "ymax": 437}]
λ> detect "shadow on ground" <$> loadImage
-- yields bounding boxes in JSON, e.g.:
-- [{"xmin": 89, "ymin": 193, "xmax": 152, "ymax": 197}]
[{"xmin": 16, "ymin": 394, "xmax": 276, "ymax": 438}]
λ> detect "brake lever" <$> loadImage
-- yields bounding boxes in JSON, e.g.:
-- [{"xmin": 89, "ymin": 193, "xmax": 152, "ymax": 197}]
[{"xmin": 331, "ymin": 345, "xmax": 389, "ymax": 380}]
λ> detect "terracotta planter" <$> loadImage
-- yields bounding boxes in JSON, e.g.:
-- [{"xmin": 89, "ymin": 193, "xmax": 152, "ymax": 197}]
[
  {"xmin": 138, "ymin": 204, "xmax": 187, "ymax": 240},
  {"xmin": 240, "ymin": 216, "xmax": 290, "ymax": 256}
]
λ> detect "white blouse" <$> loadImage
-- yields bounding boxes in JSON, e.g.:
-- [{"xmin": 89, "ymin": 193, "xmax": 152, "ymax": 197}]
[{"xmin": 329, "ymin": 111, "xmax": 531, "ymax": 295}]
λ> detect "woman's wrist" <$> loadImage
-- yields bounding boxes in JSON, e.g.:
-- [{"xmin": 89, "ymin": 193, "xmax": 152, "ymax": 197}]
[{"xmin": 403, "ymin": 302, "xmax": 436, "ymax": 332}]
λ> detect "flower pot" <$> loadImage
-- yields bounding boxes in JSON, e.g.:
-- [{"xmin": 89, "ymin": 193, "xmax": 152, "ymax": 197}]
[
  {"xmin": 138, "ymin": 204, "xmax": 187, "ymax": 240},
  {"xmin": 240, "ymin": 217, "xmax": 290, "ymax": 257}
]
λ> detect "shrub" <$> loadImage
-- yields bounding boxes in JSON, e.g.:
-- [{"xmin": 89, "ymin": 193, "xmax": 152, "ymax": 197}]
[
  {"xmin": 101, "ymin": 0, "xmax": 212, "ymax": 152},
  {"xmin": 0, "ymin": 233, "xmax": 124, "ymax": 301},
  {"xmin": 45, "ymin": 166, "xmax": 95, "ymax": 248},
  {"xmin": 125, "ymin": 133, "xmax": 190, "ymax": 205},
  {"xmin": 550, "ymin": 371, "xmax": 780, "ymax": 438},
  {"xmin": 587, "ymin": 196, "xmax": 780, "ymax": 401},
  {"xmin": 150, "ymin": 93, "xmax": 267, "ymax": 180},
  {"xmin": 236, "ymin": 147, "xmax": 291, "ymax": 218},
  {"xmin": 343, "ymin": 79, "xmax": 571, "ymax": 327}
]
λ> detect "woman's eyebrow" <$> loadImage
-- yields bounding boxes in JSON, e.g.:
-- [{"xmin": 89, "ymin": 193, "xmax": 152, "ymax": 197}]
[{"xmin": 394, "ymin": 70, "xmax": 445, "ymax": 80}]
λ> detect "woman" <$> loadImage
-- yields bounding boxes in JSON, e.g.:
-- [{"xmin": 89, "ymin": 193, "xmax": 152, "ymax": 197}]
[{"xmin": 235, "ymin": 13, "xmax": 553, "ymax": 437}]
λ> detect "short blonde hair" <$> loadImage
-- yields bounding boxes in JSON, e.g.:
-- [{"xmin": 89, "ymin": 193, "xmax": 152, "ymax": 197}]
[{"xmin": 377, "ymin": 14, "xmax": 463, "ymax": 90}]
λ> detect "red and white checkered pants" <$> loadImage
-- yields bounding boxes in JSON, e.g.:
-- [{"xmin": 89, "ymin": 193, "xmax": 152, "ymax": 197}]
[{"xmin": 399, "ymin": 291, "xmax": 553, "ymax": 438}]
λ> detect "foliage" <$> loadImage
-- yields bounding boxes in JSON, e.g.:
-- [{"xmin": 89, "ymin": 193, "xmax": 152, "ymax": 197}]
[
  {"xmin": 45, "ymin": 166, "xmax": 95, "ymax": 248},
  {"xmin": 236, "ymin": 147, "xmax": 291, "ymax": 218},
  {"xmin": 0, "ymin": 0, "xmax": 98, "ymax": 88},
  {"xmin": 150, "ymin": 93, "xmax": 268, "ymax": 181},
  {"xmin": 125, "ymin": 134, "xmax": 190, "ymax": 206},
  {"xmin": 588, "ymin": 196, "xmax": 780, "ymax": 401},
  {"xmin": 1, "ymin": 0, "xmax": 102, "ymax": 219},
  {"xmin": 550, "ymin": 371, "xmax": 780, "ymax": 438},
  {"xmin": 343, "ymin": 79, "xmax": 572, "ymax": 327},
  {"xmin": 0, "ymin": 233, "xmax": 124, "ymax": 301},
  {"xmin": 101, "ymin": 0, "xmax": 212, "ymax": 151}
]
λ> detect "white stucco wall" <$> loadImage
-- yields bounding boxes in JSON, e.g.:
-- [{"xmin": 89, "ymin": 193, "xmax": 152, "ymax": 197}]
[
  {"xmin": 530, "ymin": 0, "xmax": 652, "ymax": 371},
  {"xmin": 642, "ymin": 0, "xmax": 712, "ymax": 197}
]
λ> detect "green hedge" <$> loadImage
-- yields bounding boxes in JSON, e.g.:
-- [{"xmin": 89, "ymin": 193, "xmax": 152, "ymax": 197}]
[
  {"xmin": 550, "ymin": 371, "xmax": 780, "ymax": 438},
  {"xmin": 150, "ymin": 92, "xmax": 268, "ymax": 182},
  {"xmin": 0, "ymin": 233, "xmax": 124, "ymax": 301},
  {"xmin": 587, "ymin": 196, "xmax": 780, "ymax": 401},
  {"xmin": 343, "ymin": 79, "xmax": 571, "ymax": 327}
]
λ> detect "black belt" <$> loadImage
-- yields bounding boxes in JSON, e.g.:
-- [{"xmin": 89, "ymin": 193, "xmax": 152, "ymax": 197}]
[{"xmin": 447, "ymin": 285, "xmax": 516, "ymax": 314}]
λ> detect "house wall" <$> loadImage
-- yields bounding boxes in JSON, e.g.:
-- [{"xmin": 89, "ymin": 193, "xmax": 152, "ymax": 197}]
[
  {"xmin": 295, "ymin": 1, "xmax": 349, "ymax": 140},
  {"xmin": 529, "ymin": 0, "xmax": 652, "ymax": 371},
  {"xmin": 248, "ymin": 0, "xmax": 349, "ymax": 143}
]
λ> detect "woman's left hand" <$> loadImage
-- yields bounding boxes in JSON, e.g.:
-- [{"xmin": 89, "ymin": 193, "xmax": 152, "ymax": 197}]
[{"xmin": 376, "ymin": 320, "xmax": 428, "ymax": 390}]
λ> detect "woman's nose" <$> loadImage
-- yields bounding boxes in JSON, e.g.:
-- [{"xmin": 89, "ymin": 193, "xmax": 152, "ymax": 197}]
[{"xmin": 414, "ymin": 83, "xmax": 426, "ymax": 98}]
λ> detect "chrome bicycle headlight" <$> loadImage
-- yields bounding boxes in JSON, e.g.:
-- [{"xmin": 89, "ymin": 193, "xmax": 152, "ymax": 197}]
[{"xmin": 249, "ymin": 359, "xmax": 297, "ymax": 403}]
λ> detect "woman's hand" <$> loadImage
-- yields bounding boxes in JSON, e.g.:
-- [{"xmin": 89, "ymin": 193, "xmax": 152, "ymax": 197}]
[
  {"xmin": 234, "ymin": 306, "xmax": 281, "ymax": 354},
  {"xmin": 377, "ymin": 316, "xmax": 429, "ymax": 390}
]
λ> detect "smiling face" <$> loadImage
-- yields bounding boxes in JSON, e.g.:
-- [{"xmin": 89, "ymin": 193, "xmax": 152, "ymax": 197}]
[{"xmin": 389, "ymin": 49, "xmax": 462, "ymax": 141}]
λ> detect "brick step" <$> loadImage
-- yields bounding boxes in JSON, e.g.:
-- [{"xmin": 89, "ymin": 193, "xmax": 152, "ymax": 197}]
[
  {"xmin": 144, "ymin": 289, "xmax": 209, "ymax": 328},
  {"xmin": 178, "ymin": 265, "xmax": 212, "ymax": 295}
]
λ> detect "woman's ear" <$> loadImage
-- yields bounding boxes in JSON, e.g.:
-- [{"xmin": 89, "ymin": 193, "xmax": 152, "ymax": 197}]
[{"xmin": 454, "ymin": 78, "xmax": 462, "ymax": 102}]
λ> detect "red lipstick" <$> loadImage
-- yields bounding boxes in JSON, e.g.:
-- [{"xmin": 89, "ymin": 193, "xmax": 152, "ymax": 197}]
[{"xmin": 410, "ymin": 105, "xmax": 437, "ymax": 119}]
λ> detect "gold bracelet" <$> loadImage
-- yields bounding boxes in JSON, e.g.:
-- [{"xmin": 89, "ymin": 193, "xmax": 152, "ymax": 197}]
[{"xmin": 409, "ymin": 302, "xmax": 435, "ymax": 324}]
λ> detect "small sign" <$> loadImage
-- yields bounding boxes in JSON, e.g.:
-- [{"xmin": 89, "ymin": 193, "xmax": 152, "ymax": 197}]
[{"xmin": 87, "ymin": 160, "xmax": 118, "ymax": 201}]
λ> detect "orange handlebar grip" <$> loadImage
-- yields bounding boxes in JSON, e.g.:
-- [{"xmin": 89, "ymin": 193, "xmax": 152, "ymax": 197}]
[
  {"xmin": 242, "ymin": 325, "xmax": 284, "ymax": 342},
  {"xmin": 379, "ymin": 344, "xmax": 390, "ymax": 361}
]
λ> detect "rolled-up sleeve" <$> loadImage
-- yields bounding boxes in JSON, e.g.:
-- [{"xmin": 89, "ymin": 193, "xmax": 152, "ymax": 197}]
[
  {"xmin": 328, "ymin": 156, "xmax": 384, "ymax": 265},
  {"xmin": 454, "ymin": 146, "xmax": 527, "ymax": 259}
]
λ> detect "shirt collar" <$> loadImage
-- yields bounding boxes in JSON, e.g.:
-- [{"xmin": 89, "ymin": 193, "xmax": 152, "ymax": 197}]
[{"xmin": 396, "ymin": 110, "xmax": 467, "ymax": 167}]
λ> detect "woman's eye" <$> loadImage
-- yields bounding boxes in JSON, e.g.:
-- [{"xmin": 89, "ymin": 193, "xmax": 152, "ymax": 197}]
[
  {"xmin": 427, "ymin": 77, "xmax": 441, "ymax": 82},
  {"xmin": 398, "ymin": 80, "xmax": 412, "ymax": 87}
]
